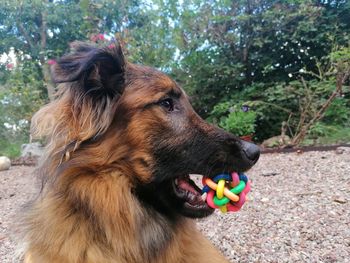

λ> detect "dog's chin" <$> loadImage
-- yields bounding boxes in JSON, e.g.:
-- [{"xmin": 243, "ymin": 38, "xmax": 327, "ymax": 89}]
[{"xmin": 171, "ymin": 175, "xmax": 214, "ymax": 218}]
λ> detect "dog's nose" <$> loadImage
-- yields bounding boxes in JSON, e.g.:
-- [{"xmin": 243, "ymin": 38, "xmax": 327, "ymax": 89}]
[{"xmin": 241, "ymin": 140, "xmax": 260, "ymax": 163}]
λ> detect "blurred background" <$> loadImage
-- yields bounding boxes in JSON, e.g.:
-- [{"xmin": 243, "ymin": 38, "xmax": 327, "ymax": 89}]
[{"xmin": 0, "ymin": 0, "xmax": 349, "ymax": 158}]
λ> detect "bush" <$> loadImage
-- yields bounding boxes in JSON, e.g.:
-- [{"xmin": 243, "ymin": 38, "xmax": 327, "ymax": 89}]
[
  {"xmin": 322, "ymin": 98, "xmax": 350, "ymax": 126},
  {"xmin": 0, "ymin": 60, "xmax": 46, "ymax": 157},
  {"xmin": 304, "ymin": 124, "xmax": 350, "ymax": 145},
  {"xmin": 220, "ymin": 110, "xmax": 256, "ymax": 137},
  {"xmin": 209, "ymin": 102, "xmax": 257, "ymax": 137},
  {"xmin": 0, "ymin": 139, "xmax": 25, "ymax": 158}
]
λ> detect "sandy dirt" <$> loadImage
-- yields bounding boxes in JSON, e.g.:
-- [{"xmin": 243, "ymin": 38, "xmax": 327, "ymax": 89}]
[{"xmin": 1, "ymin": 150, "xmax": 349, "ymax": 262}]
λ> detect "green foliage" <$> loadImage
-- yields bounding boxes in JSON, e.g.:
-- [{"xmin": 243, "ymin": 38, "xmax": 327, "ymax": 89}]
[
  {"xmin": 0, "ymin": 139, "xmax": 25, "ymax": 158},
  {"xmin": 305, "ymin": 124, "xmax": 350, "ymax": 146},
  {"xmin": 316, "ymin": 127, "xmax": 350, "ymax": 145},
  {"xmin": 0, "ymin": 0, "xmax": 350, "ymax": 147},
  {"xmin": 169, "ymin": 0, "xmax": 349, "ymax": 112},
  {"xmin": 209, "ymin": 102, "xmax": 257, "ymax": 137},
  {"xmin": 170, "ymin": 0, "xmax": 350, "ymax": 143},
  {"xmin": 0, "ymin": 59, "xmax": 45, "ymax": 156},
  {"xmin": 221, "ymin": 111, "xmax": 257, "ymax": 137},
  {"xmin": 307, "ymin": 122, "xmax": 332, "ymax": 139},
  {"xmin": 323, "ymin": 98, "xmax": 350, "ymax": 126},
  {"xmin": 305, "ymin": 96, "xmax": 350, "ymax": 145}
]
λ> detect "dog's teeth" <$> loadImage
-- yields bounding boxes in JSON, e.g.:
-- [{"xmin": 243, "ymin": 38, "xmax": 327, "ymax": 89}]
[{"xmin": 174, "ymin": 179, "xmax": 178, "ymax": 185}]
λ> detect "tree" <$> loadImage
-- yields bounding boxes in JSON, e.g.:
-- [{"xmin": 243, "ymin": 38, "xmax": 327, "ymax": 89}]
[
  {"xmin": 165, "ymin": 0, "xmax": 350, "ymax": 142},
  {"xmin": 1, "ymin": 0, "xmax": 349, "ymax": 147},
  {"xmin": 1, "ymin": 0, "xmax": 82, "ymax": 100},
  {"xmin": 0, "ymin": 0, "xmax": 150, "ymax": 100}
]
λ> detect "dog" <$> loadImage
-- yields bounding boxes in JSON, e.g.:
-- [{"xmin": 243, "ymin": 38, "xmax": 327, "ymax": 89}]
[{"xmin": 23, "ymin": 42, "xmax": 260, "ymax": 263}]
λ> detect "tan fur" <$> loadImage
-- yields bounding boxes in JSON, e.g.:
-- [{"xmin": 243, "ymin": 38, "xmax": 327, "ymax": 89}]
[
  {"xmin": 23, "ymin": 43, "xmax": 230, "ymax": 263},
  {"xmin": 23, "ymin": 170, "xmax": 227, "ymax": 262}
]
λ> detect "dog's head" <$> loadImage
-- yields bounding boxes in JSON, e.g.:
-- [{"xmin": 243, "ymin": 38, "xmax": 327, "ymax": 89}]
[{"xmin": 34, "ymin": 42, "xmax": 259, "ymax": 219}]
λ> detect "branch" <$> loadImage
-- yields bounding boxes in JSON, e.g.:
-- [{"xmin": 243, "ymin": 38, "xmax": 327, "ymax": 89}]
[
  {"xmin": 295, "ymin": 77, "xmax": 311, "ymax": 134},
  {"xmin": 16, "ymin": 21, "xmax": 35, "ymax": 49},
  {"xmin": 252, "ymin": 100, "xmax": 296, "ymax": 115},
  {"xmin": 40, "ymin": 3, "xmax": 48, "ymax": 63},
  {"xmin": 312, "ymin": 70, "xmax": 349, "ymax": 123},
  {"xmin": 292, "ymin": 71, "xmax": 348, "ymax": 145}
]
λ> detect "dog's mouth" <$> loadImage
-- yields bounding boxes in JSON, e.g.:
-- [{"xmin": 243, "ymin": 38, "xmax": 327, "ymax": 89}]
[{"xmin": 171, "ymin": 175, "xmax": 214, "ymax": 218}]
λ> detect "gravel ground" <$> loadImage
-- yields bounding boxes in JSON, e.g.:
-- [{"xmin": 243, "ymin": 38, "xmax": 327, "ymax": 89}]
[{"xmin": 1, "ymin": 151, "xmax": 349, "ymax": 263}]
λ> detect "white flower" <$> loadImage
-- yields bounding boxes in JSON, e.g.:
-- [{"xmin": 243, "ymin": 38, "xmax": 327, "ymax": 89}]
[{"xmin": 288, "ymin": 73, "xmax": 292, "ymax": 78}]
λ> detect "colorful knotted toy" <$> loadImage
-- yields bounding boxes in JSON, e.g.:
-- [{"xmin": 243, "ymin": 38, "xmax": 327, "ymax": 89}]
[{"xmin": 202, "ymin": 172, "xmax": 251, "ymax": 213}]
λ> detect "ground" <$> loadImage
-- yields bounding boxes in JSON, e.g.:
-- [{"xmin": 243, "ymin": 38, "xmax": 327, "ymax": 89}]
[{"xmin": 0, "ymin": 151, "xmax": 349, "ymax": 263}]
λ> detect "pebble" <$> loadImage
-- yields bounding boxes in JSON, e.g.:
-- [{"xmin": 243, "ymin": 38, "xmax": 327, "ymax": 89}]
[
  {"xmin": 335, "ymin": 146, "xmax": 350, "ymax": 154},
  {"xmin": 261, "ymin": 197, "xmax": 270, "ymax": 203},
  {"xmin": 0, "ymin": 157, "xmax": 11, "ymax": 171}
]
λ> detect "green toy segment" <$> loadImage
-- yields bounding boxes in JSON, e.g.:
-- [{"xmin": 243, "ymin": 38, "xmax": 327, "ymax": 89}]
[{"xmin": 213, "ymin": 180, "xmax": 246, "ymax": 206}]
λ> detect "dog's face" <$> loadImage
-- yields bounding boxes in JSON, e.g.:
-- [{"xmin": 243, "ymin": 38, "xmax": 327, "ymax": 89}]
[{"xmin": 51, "ymin": 43, "xmax": 259, "ymax": 219}]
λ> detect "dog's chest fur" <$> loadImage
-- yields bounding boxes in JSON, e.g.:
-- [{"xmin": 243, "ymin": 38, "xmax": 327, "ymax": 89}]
[{"xmin": 24, "ymin": 185, "xmax": 228, "ymax": 263}]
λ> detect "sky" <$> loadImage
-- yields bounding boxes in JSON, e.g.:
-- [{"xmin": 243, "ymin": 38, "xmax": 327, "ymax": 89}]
[{"xmin": 0, "ymin": 48, "xmax": 16, "ymax": 65}]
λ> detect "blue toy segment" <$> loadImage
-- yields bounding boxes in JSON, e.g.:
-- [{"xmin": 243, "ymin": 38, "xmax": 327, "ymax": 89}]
[
  {"xmin": 202, "ymin": 185, "xmax": 210, "ymax": 193},
  {"xmin": 238, "ymin": 173, "xmax": 248, "ymax": 183},
  {"xmin": 212, "ymin": 173, "xmax": 231, "ymax": 182}
]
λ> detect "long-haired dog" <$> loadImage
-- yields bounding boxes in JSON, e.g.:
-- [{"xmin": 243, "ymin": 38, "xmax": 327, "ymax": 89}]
[{"xmin": 23, "ymin": 42, "xmax": 260, "ymax": 263}]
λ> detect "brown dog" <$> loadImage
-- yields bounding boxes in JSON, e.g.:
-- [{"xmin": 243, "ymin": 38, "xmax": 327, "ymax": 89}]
[{"xmin": 23, "ymin": 42, "xmax": 260, "ymax": 263}]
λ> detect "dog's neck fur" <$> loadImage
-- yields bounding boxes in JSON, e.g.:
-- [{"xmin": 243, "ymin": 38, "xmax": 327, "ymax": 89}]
[{"xmin": 24, "ymin": 165, "xmax": 187, "ymax": 263}]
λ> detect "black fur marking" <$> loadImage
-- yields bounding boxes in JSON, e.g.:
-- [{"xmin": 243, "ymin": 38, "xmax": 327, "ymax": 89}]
[
  {"xmin": 51, "ymin": 42, "xmax": 126, "ymax": 98},
  {"xmin": 134, "ymin": 182, "xmax": 180, "ymax": 221}
]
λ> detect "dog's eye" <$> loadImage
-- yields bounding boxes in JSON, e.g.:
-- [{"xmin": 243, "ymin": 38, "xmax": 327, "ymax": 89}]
[{"xmin": 159, "ymin": 98, "xmax": 174, "ymax": 112}]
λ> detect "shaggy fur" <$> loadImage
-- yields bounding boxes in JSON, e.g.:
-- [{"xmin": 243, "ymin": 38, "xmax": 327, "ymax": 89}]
[{"xmin": 23, "ymin": 42, "xmax": 259, "ymax": 263}]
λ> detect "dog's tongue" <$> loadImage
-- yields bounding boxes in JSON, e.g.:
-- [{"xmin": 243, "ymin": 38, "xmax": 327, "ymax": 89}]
[{"xmin": 177, "ymin": 177, "xmax": 198, "ymax": 194}]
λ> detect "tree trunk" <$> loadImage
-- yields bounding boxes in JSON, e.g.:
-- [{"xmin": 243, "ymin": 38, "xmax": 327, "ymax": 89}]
[
  {"xmin": 40, "ymin": 0, "xmax": 55, "ymax": 101},
  {"xmin": 243, "ymin": 0, "xmax": 253, "ymax": 85},
  {"xmin": 42, "ymin": 64, "xmax": 56, "ymax": 101}
]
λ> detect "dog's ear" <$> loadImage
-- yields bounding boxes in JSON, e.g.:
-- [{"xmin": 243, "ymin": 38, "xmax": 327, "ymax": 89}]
[{"xmin": 51, "ymin": 41, "xmax": 125, "ymax": 98}]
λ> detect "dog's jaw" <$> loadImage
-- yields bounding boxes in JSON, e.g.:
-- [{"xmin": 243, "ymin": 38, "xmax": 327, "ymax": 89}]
[{"xmin": 172, "ymin": 175, "xmax": 214, "ymax": 218}]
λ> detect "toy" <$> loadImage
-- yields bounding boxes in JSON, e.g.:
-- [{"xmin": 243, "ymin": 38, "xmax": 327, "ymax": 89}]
[{"xmin": 202, "ymin": 172, "xmax": 251, "ymax": 213}]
